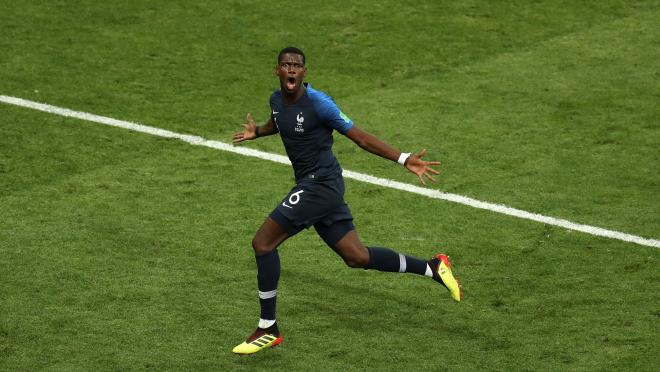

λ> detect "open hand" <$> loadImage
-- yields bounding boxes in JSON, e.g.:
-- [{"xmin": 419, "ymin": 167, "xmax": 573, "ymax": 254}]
[
  {"xmin": 232, "ymin": 113, "xmax": 257, "ymax": 143},
  {"xmin": 405, "ymin": 149, "xmax": 441, "ymax": 186}
]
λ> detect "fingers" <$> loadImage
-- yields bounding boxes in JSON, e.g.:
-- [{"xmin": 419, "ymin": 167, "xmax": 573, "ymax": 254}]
[
  {"xmin": 233, "ymin": 114, "xmax": 255, "ymax": 144},
  {"xmin": 416, "ymin": 170, "xmax": 437, "ymax": 186},
  {"xmin": 232, "ymin": 132, "xmax": 246, "ymax": 143},
  {"xmin": 412, "ymin": 149, "xmax": 440, "ymax": 166},
  {"xmin": 409, "ymin": 158, "xmax": 440, "ymax": 167}
]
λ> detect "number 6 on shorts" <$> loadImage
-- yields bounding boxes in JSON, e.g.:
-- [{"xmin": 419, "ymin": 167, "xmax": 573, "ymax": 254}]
[{"xmin": 282, "ymin": 190, "xmax": 304, "ymax": 209}]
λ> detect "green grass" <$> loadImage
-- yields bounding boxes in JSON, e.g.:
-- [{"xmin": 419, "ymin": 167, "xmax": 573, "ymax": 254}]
[{"xmin": 1, "ymin": 1, "xmax": 659, "ymax": 371}]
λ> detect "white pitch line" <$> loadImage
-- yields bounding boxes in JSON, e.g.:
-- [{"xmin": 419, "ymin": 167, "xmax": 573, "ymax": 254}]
[{"xmin": 1, "ymin": 94, "xmax": 658, "ymax": 249}]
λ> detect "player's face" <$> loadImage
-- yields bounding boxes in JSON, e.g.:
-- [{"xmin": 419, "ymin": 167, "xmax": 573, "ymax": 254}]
[{"xmin": 275, "ymin": 53, "xmax": 307, "ymax": 96}]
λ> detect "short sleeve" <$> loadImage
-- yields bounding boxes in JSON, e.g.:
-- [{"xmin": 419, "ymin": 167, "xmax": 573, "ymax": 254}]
[{"xmin": 309, "ymin": 89, "xmax": 354, "ymax": 135}]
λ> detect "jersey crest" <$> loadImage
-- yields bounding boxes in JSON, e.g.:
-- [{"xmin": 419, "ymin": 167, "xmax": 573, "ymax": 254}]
[{"xmin": 295, "ymin": 112, "xmax": 305, "ymax": 133}]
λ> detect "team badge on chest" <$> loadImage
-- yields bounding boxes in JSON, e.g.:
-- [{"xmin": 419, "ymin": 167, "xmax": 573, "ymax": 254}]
[{"xmin": 295, "ymin": 112, "xmax": 305, "ymax": 133}]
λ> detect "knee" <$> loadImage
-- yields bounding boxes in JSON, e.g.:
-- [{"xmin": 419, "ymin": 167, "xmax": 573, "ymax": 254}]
[
  {"xmin": 343, "ymin": 251, "xmax": 369, "ymax": 269},
  {"xmin": 252, "ymin": 236, "xmax": 274, "ymax": 256}
]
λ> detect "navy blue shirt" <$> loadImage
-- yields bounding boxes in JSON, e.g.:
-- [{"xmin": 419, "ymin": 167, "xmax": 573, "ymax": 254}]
[{"xmin": 270, "ymin": 83, "xmax": 353, "ymax": 182}]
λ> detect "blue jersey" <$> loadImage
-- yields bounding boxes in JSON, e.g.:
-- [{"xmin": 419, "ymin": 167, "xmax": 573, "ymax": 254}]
[{"xmin": 270, "ymin": 83, "xmax": 353, "ymax": 182}]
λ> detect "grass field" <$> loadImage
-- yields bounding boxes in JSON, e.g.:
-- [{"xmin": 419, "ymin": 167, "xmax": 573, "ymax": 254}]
[{"xmin": 1, "ymin": 1, "xmax": 659, "ymax": 370}]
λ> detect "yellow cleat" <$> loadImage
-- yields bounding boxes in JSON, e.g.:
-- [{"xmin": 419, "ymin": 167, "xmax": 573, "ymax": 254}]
[
  {"xmin": 430, "ymin": 253, "xmax": 462, "ymax": 302},
  {"xmin": 232, "ymin": 324, "xmax": 282, "ymax": 355}
]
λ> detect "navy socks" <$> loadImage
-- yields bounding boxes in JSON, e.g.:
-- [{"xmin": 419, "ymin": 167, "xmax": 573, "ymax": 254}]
[
  {"xmin": 366, "ymin": 246, "xmax": 428, "ymax": 275},
  {"xmin": 256, "ymin": 249, "xmax": 280, "ymax": 322}
]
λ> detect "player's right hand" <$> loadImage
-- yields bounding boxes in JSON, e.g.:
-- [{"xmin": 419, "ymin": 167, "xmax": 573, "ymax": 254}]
[{"xmin": 232, "ymin": 113, "xmax": 257, "ymax": 143}]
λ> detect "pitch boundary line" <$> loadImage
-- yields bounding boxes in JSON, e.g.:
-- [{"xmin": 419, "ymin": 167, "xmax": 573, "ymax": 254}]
[{"xmin": 1, "ymin": 94, "xmax": 658, "ymax": 249}]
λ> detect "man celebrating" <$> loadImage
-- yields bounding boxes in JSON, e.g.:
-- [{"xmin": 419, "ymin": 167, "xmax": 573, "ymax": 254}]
[{"xmin": 231, "ymin": 46, "xmax": 461, "ymax": 355}]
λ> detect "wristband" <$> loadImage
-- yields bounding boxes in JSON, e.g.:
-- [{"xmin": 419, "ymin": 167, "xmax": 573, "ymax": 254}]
[
  {"xmin": 397, "ymin": 152, "xmax": 411, "ymax": 166},
  {"xmin": 254, "ymin": 126, "xmax": 260, "ymax": 138}
]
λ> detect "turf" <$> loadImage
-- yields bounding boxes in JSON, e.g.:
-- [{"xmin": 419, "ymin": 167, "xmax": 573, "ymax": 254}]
[{"xmin": 1, "ymin": 1, "xmax": 659, "ymax": 371}]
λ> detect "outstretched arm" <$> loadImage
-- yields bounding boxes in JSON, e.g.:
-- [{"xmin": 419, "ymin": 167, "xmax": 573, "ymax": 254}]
[
  {"xmin": 345, "ymin": 125, "xmax": 440, "ymax": 186},
  {"xmin": 232, "ymin": 113, "xmax": 278, "ymax": 143}
]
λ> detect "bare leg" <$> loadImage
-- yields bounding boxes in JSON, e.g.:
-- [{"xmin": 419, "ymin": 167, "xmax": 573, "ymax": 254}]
[
  {"xmin": 331, "ymin": 230, "xmax": 370, "ymax": 268},
  {"xmin": 329, "ymin": 228, "xmax": 428, "ymax": 275},
  {"xmin": 252, "ymin": 217, "xmax": 290, "ymax": 255}
]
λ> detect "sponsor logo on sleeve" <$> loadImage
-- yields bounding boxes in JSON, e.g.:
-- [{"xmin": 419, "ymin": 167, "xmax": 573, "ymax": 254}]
[{"xmin": 339, "ymin": 111, "xmax": 351, "ymax": 123}]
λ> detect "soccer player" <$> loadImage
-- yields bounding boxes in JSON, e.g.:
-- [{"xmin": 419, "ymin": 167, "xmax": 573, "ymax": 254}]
[{"xmin": 231, "ymin": 46, "xmax": 461, "ymax": 355}]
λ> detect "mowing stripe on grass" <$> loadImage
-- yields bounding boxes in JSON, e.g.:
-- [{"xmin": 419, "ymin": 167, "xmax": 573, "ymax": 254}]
[{"xmin": 1, "ymin": 94, "xmax": 658, "ymax": 249}]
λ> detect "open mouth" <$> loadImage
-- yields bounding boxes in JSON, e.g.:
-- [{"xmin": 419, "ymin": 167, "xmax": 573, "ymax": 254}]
[{"xmin": 285, "ymin": 76, "xmax": 297, "ymax": 91}]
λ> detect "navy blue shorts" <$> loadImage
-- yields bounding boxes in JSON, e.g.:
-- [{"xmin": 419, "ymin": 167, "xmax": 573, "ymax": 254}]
[{"xmin": 269, "ymin": 176, "xmax": 354, "ymax": 246}]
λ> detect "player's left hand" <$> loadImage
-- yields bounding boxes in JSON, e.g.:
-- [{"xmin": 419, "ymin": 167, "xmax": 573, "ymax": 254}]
[{"xmin": 405, "ymin": 149, "xmax": 440, "ymax": 186}]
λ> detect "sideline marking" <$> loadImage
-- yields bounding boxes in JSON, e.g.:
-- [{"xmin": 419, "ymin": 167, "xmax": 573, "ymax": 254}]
[{"xmin": 1, "ymin": 94, "xmax": 658, "ymax": 249}]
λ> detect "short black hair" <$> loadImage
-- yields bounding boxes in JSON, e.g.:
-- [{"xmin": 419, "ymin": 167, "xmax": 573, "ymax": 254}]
[{"xmin": 278, "ymin": 46, "xmax": 305, "ymax": 65}]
